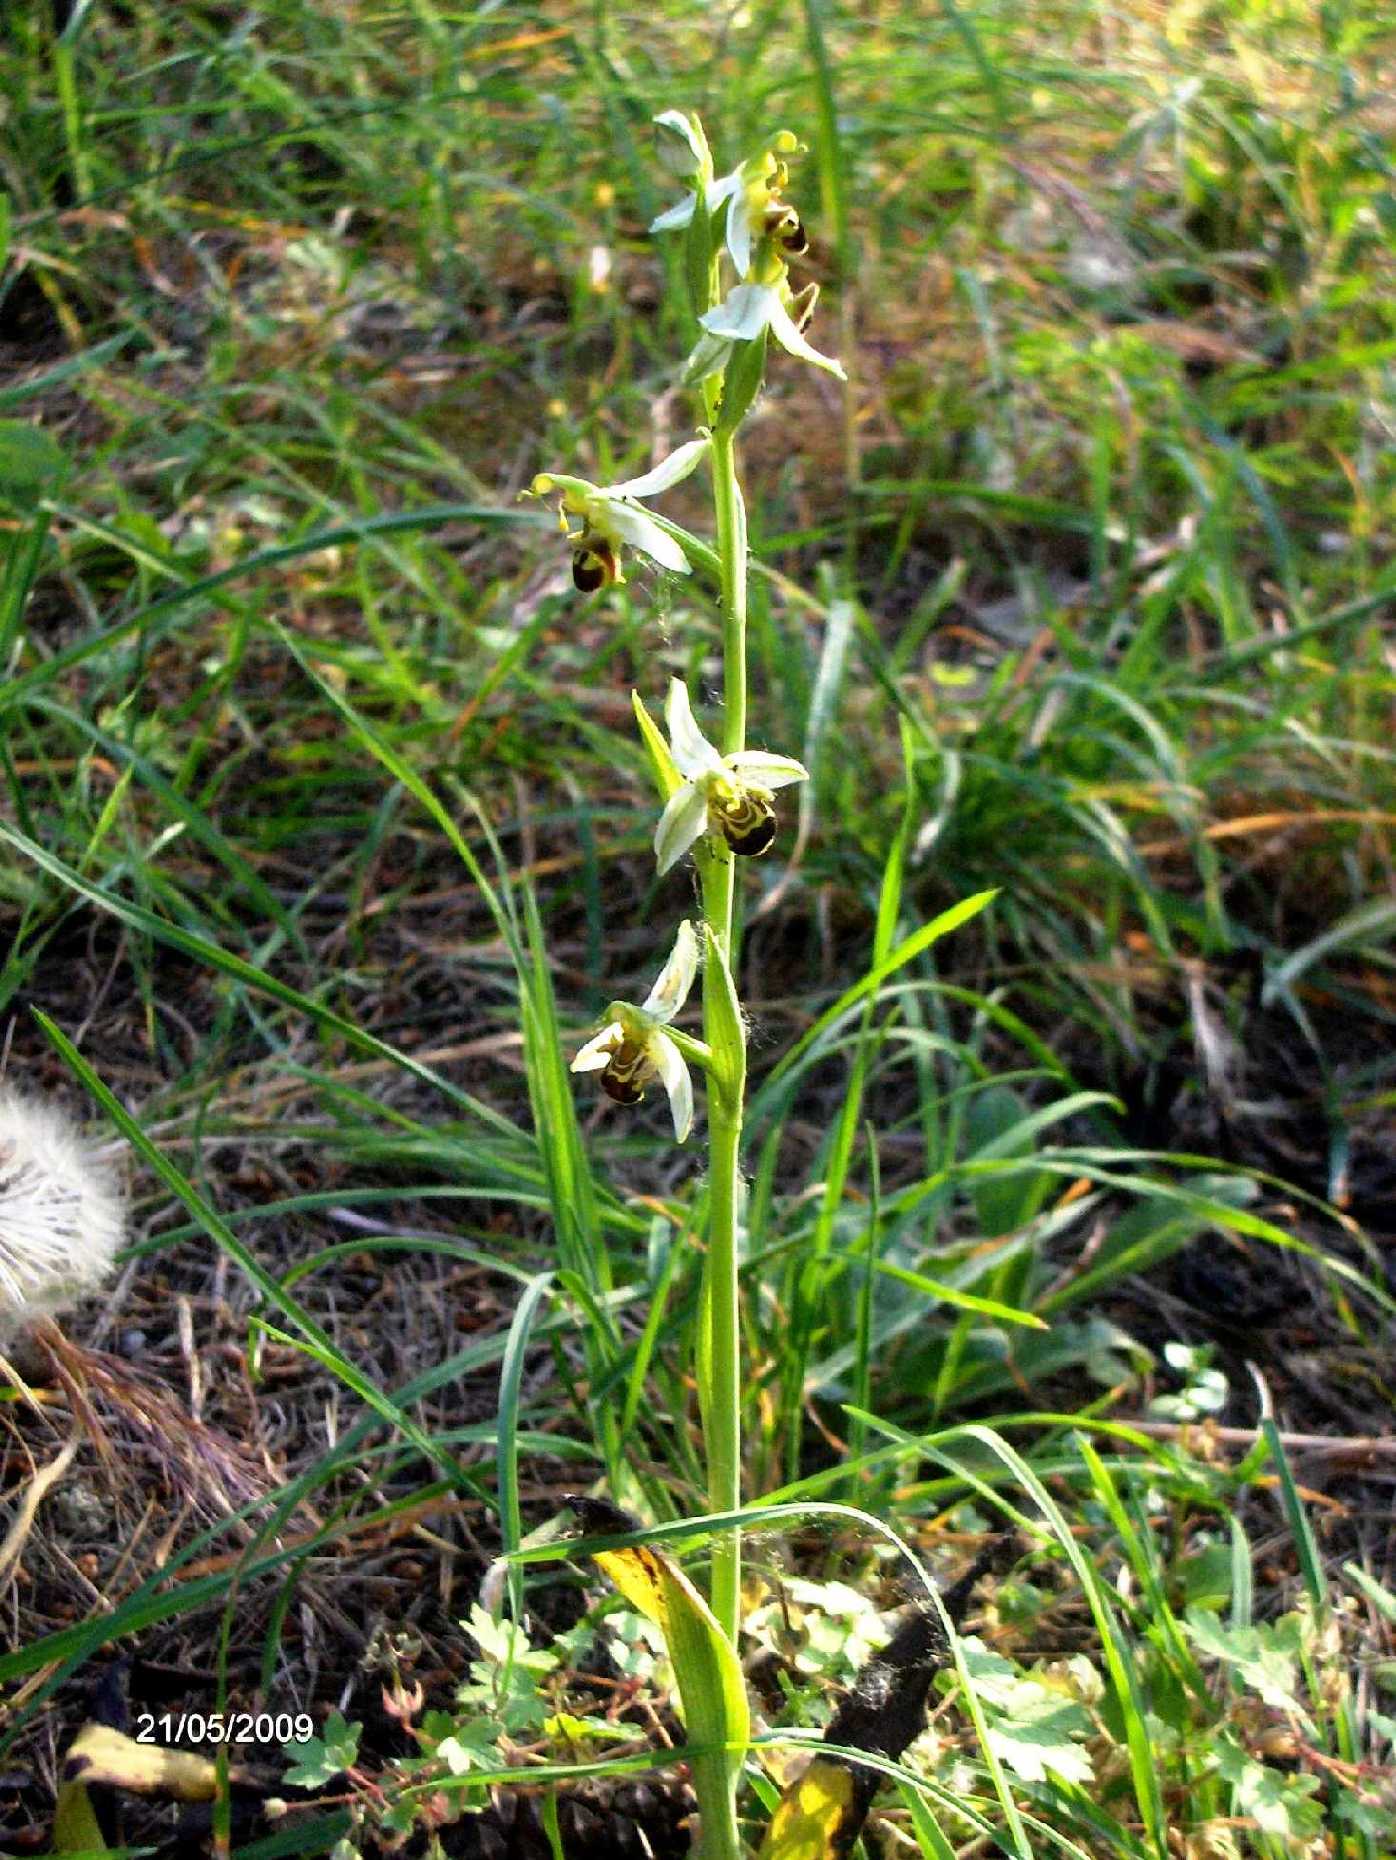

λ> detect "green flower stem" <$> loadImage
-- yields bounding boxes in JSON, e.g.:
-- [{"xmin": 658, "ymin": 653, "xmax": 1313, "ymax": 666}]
[
  {"xmin": 702, "ymin": 427, "xmax": 750, "ymax": 1646},
  {"xmin": 710, "ymin": 432, "xmax": 749, "ymax": 766},
  {"xmin": 700, "ymin": 885, "xmax": 744, "ymax": 1647}
]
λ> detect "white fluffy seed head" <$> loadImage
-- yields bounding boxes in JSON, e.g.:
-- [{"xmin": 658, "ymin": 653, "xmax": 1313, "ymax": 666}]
[{"xmin": 0, "ymin": 1090, "xmax": 126, "ymax": 1336}]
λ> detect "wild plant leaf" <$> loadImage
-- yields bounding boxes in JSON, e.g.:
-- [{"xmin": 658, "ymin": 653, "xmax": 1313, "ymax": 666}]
[
  {"xmin": 283, "ymin": 1712, "xmax": 361, "ymax": 1789},
  {"xmin": 957, "ymin": 1641, "xmax": 1095, "ymax": 1785},
  {"xmin": 1213, "ymin": 1738, "xmax": 1323, "ymax": 1842},
  {"xmin": 963, "ymin": 1085, "xmax": 1053, "ymax": 1237},
  {"xmin": 1183, "ymin": 1611, "xmax": 1313, "ymax": 1724},
  {"xmin": 51, "ymin": 1775, "xmax": 108, "ymax": 1859},
  {"xmin": 1344, "ymin": 1564, "xmax": 1396, "ymax": 1623},
  {"xmin": 459, "ymin": 1603, "xmax": 560, "ymax": 1735},
  {"xmin": 1264, "ymin": 894, "xmax": 1396, "ymax": 1000},
  {"xmin": 0, "ymin": 418, "xmax": 69, "ymax": 511},
  {"xmin": 982, "ymin": 1711, "xmax": 1095, "ymax": 1787},
  {"xmin": 1175, "ymin": 1545, "xmax": 1234, "ymax": 1612},
  {"xmin": 1333, "ymin": 1784, "xmax": 1396, "ymax": 1837},
  {"xmin": 435, "ymin": 1722, "xmax": 506, "ymax": 1777},
  {"xmin": 566, "ymin": 1498, "xmax": 749, "ymax": 1803},
  {"xmin": 0, "ymin": 332, "xmax": 132, "ymax": 412}
]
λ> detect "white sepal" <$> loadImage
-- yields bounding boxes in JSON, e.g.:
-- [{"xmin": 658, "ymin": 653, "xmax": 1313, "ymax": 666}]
[
  {"xmin": 641, "ymin": 920, "xmax": 699, "ymax": 1023},
  {"xmin": 652, "ymin": 110, "xmax": 709, "ymax": 179},
  {"xmin": 651, "ymin": 1032, "xmax": 694, "ymax": 1143},
  {"xmin": 699, "ymin": 282, "xmax": 775, "ymax": 342},
  {"xmin": 665, "ymin": 679, "xmax": 724, "ymax": 779},
  {"xmin": 765, "ymin": 294, "xmax": 847, "ymax": 379},
  {"xmin": 649, "ymin": 166, "xmax": 741, "ymax": 236},
  {"xmin": 604, "ymin": 502, "xmax": 691, "ymax": 573},
  {"xmin": 649, "ymin": 196, "xmax": 699, "ymax": 233},
  {"xmin": 607, "ymin": 437, "xmax": 709, "ymax": 500},
  {"xmin": 654, "ymin": 783, "xmax": 710, "ymax": 876}
]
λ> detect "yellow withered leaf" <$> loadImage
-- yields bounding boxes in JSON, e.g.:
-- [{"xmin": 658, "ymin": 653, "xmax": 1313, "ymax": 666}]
[
  {"xmin": 590, "ymin": 1533, "xmax": 683, "ymax": 1625},
  {"xmin": 62, "ymin": 1724, "xmax": 221, "ymax": 1801},
  {"xmin": 758, "ymin": 1758, "xmax": 858, "ymax": 1860}
]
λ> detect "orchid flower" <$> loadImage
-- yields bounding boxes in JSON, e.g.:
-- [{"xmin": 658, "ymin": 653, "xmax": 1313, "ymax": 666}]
[
  {"xmin": 649, "ymin": 160, "xmax": 742, "ymax": 246},
  {"xmin": 650, "ymin": 128, "xmax": 806, "ymax": 282},
  {"xmin": 685, "ymin": 278, "xmax": 846, "ymax": 384},
  {"xmin": 532, "ymin": 438, "xmax": 708, "ymax": 590},
  {"xmin": 571, "ymin": 921, "xmax": 701, "ymax": 1141},
  {"xmin": 654, "ymin": 680, "xmax": 808, "ymax": 875}
]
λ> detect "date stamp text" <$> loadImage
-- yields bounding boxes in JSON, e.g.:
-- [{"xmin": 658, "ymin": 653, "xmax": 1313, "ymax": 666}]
[{"xmin": 134, "ymin": 1712, "xmax": 315, "ymax": 1747}]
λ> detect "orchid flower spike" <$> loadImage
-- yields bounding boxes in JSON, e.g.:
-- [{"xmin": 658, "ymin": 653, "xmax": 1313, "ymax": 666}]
[
  {"xmin": 571, "ymin": 922, "xmax": 700, "ymax": 1141},
  {"xmin": 651, "ymin": 127, "xmax": 807, "ymax": 283},
  {"xmin": 531, "ymin": 438, "xmax": 709, "ymax": 591},
  {"xmin": 654, "ymin": 680, "xmax": 808, "ymax": 875}
]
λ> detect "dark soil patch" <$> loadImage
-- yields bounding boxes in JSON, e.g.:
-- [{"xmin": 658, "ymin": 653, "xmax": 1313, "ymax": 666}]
[{"xmin": 0, "ymin": 269, "xmax": 70, "ymax": 373}]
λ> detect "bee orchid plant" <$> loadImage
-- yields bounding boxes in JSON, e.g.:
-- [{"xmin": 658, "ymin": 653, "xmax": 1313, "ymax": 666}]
[{"xmin": 534, "ymin": 112, "xmax": 843, "ymax": 1860}]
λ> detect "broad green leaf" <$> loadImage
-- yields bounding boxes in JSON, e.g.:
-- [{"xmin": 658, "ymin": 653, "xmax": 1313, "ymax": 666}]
[
  {"xmin": 963, "ymin": 1085, "xmax": 1052, "ymax": 1237},
  {"xmin": 0, "ymin": 418, "xmax": 69, "ymax": 512},
  {"xmin": 959, "ymin": 1641, "xmax": 1095, "ymax": 1784},
  {"xmin": 282, "ymin": 1712, "xmax": 361, "ymax": 1788},
  {"xmin": 1214, "ymin": 1738, "xmax": 1323, "ymax": 1841}
]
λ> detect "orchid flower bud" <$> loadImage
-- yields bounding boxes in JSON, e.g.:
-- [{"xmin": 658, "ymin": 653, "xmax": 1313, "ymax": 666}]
[{"xmin": 652, "ymin": 110, "xmax": 711, "ymax": 181}]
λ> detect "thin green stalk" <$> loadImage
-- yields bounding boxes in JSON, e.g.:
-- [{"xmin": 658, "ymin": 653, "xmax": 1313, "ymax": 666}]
[
  {"xmin": 702, "ymin": 427, "xmax": 750, "ymax": 1646},
  {"xmin": 51, "ymin": 38, "xmax": 92, "ymax": 203},
  {"xmin": 850, "ymin": 1121, "xmax": 879, "ymax": 1466},
  {"xmin": 801, "ymin": 0, "xmax": 859, "ymax": 579},
  {"xmin": 711, "ymin": 431, "xmax": 749, "ymax": 765},
  {"xmin": 700, "ymin": 1047, "xmax": 744, "ymax": 1661}
]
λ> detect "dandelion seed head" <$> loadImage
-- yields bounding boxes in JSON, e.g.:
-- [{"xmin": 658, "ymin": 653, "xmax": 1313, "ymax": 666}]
[{"xmin": 0, "ymin": 1091, "xmax": 125, "ymax": 1336}]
